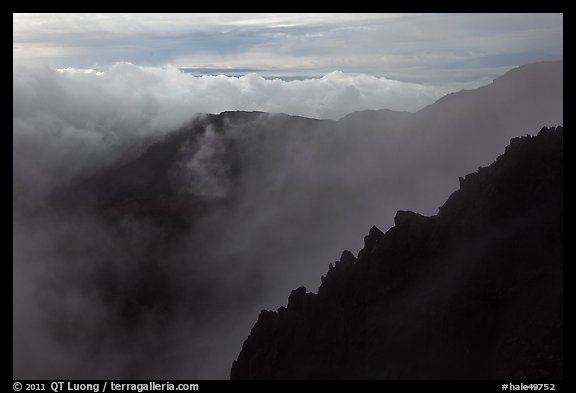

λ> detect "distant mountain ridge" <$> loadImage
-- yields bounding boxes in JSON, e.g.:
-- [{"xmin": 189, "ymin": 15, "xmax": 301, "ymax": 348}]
[{"xmin": 231, "ymin": 126, "xmax": 563, "ymax": 379}]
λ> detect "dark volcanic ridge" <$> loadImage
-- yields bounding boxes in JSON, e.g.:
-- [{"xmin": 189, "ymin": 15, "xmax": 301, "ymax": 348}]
[{"xmin": 231, "ymin": 126, "xmax": 563, "ymax": 380}]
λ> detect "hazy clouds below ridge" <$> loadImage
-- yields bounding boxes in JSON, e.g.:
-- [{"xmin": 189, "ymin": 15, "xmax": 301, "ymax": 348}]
[{"xmin": 13, "ymin": 61, "xmax": 562, "ymax": 379}]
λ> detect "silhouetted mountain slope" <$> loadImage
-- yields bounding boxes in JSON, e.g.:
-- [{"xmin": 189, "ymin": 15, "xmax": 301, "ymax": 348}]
[{"xmin": 231, "ymin": 126, "xmax": 563, "ymax": 379}]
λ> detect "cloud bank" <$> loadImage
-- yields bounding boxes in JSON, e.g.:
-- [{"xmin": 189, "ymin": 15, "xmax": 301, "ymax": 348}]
[
  {"xmin": 16, "ymin": 62, "xmax": 483, "ymax": 120},
  {"xmin": 13, "ymin": 61, "xmax": 481, "ymax": 203}
]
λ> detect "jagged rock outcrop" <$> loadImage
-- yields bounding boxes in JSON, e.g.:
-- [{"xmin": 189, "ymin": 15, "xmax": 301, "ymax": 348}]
[{"xmin": 231, "ymin": 126, "xmax": 563, "ymax": 379}]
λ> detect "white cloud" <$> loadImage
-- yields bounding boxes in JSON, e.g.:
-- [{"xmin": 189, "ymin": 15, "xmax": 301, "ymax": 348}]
[{"xmin": 18, "ymin": 62, "xmax": 484, "ymax": 120}]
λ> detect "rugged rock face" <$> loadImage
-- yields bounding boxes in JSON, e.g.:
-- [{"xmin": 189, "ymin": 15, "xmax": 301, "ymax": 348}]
[{"xmin": 231, "ymin": 126, "xmax": 563, "ymax": 380}]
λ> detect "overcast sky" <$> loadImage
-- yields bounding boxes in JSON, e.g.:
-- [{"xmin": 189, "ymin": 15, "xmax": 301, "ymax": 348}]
[{"xmin": 13, "ymin": 13, "xmax": 563, "ymax": 83}]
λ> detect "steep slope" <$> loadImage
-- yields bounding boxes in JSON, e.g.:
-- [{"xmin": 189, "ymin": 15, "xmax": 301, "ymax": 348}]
[{"xmin": 231, "ymin": 126, "xmax": 563, "ymax": 379}]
